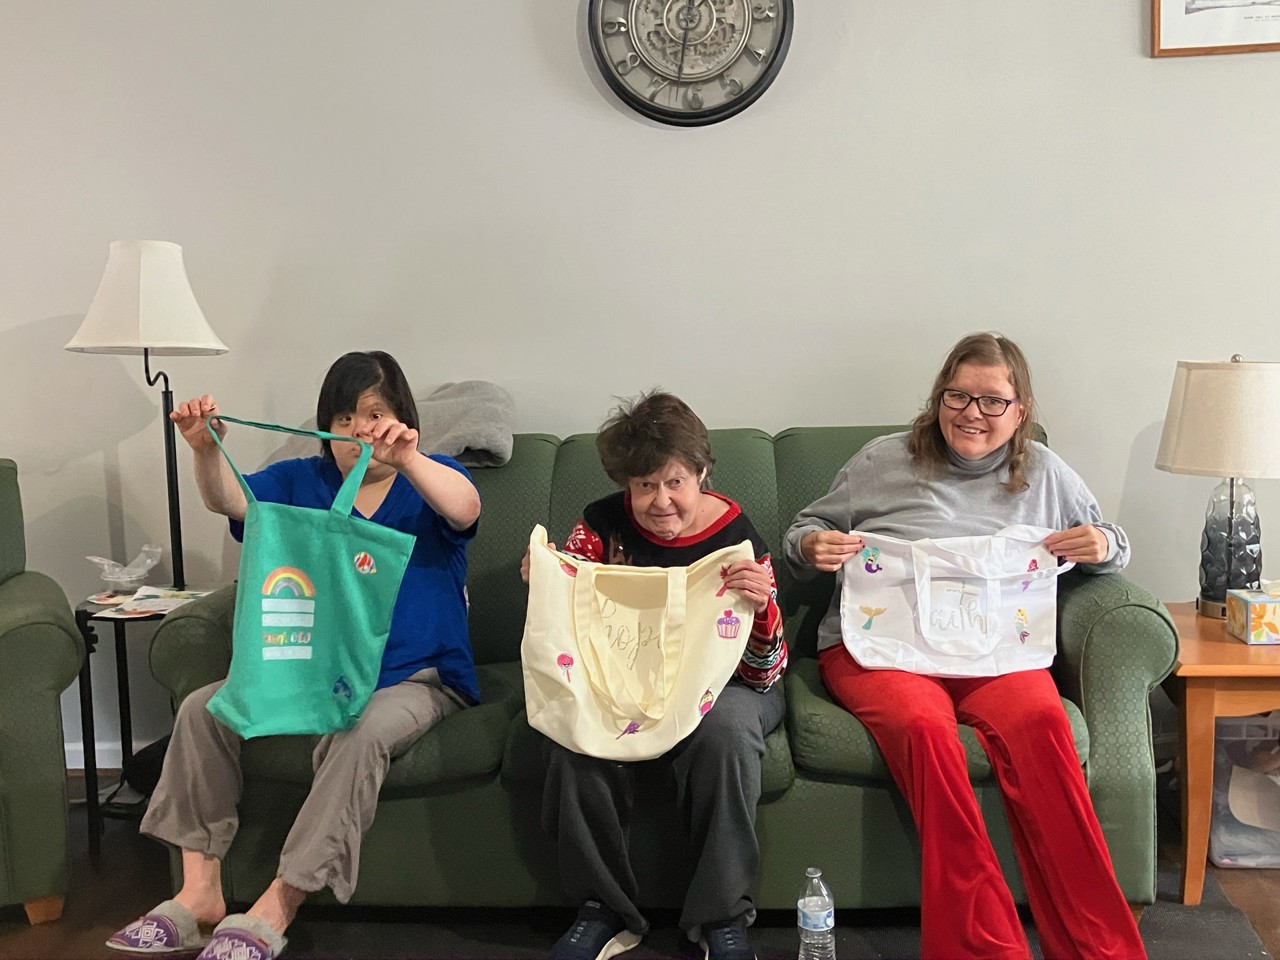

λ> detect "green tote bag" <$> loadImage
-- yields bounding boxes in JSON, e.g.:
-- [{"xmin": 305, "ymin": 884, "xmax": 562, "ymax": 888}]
[{"xmin": 204, "ymin": 416, "xmax": 417, "ymax": 738}]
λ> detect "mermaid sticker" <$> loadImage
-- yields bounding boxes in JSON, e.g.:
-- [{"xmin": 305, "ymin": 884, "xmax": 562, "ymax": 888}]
[
  {"xmin": 860, "ymin": 547, "xmax": 882, "ymax": 574},
  {"xmin": 1014, "ymin": 608, "xmax": 1030, "ymax": 644},
  {"xmin": 1022, "ymin": 558, "xmax": 1038, "ymax": 591}
]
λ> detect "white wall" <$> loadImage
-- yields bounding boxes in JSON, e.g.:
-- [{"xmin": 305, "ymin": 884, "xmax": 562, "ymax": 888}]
[{"xmin": 2, "ymin": 1, "xmax": 1278, "ymax": 767}]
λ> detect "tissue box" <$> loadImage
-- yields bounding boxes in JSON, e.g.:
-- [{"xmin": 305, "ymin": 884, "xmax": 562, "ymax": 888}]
[{"xmin": 1226, "ymin": 590, "xmax": 1280, "ymax": 645}]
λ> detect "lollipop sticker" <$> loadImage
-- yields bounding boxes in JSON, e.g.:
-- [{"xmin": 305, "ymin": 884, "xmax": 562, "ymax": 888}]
[{"xmin": 557, "ymin": 652, "xmax": 574, "ymax": 683}]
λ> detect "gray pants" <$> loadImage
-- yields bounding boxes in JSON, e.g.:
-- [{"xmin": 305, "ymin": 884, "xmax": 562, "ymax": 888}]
[
  {"xmin": 140, "ymin": 669, "xmax": 463, "ymax": 903},
  {"xmin": 541, "ymin": 681, "xmax": 785, "ymax": 936}
]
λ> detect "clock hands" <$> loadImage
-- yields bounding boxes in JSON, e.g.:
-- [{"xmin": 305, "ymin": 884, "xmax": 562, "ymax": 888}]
[{"xmin": 674, "ymin": 0, "xmax": 697, "ymax": 92}]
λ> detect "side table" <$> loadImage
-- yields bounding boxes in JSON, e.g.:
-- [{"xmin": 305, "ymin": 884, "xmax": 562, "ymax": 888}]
[
  {"xmin": 74, "ymin": 601, "xmax": 167, "ymax": 865},
  {"xmin": 1163, "ymin": 601, "xmax": 1280, "ymax": 905}
]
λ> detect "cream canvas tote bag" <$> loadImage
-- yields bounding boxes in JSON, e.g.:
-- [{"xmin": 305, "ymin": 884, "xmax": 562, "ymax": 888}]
[
  {"xmin": 521, "ymin": 524, "xmax": 756, "ymax": 760},
  {"xmin": 839, "ymin": 525, "xmax": 1074, "ymax": 677}
]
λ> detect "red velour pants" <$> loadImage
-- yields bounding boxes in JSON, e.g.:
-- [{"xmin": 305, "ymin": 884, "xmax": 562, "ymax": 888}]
[{"xmin": 819, "ymin": 644, "xmax": 1146, "ymax": 960}]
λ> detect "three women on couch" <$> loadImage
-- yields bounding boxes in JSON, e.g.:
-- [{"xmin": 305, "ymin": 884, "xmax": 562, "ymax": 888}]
[{"xmin": 111, "ymin": 335, "xmax": 1143, "ymax": 960}]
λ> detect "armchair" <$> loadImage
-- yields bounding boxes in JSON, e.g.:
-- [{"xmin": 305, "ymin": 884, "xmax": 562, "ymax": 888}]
[{"xmin": 0, "ymin": 459, "xmax": 84, "ymax": 923}]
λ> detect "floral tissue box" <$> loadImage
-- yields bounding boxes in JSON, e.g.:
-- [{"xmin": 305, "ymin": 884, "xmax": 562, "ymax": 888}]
[{"xmin": 1226, "ymin": 589, "xmax": 1280, "ymax": 645}]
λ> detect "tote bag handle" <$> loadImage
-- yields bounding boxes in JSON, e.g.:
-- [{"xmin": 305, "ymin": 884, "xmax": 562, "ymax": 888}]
[
  {"xmin": 572, "ymin": 564, "xmax": 686, "ymax": 724},
  {"xmin": 911, "ymin": 536, "xmax": 1075, "ymax": 649},
  {"xmin": 208, "ymin": 415, "xmax": 373, "ymax": 516}
]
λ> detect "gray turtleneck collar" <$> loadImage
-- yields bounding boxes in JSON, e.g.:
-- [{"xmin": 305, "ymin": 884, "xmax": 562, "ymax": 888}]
[{"xmin": 946, "ymin": 442, "xmax": 1010, "ymax": 477}]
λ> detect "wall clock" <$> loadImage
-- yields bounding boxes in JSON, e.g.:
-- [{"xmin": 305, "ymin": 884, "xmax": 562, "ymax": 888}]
[{"xmin": 587, "ymin": 0, "xmax": 793, "ymax": 127}]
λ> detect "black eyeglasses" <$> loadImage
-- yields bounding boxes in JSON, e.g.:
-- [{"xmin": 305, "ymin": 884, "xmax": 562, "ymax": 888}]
[{"xmin": 940, "ymin": 390, "xmax": 1019, "ymax": 417}]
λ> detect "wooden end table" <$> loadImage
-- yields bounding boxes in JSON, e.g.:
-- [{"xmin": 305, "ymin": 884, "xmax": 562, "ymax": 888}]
[{"xmin": 1164, "ymin": 601, "xmax": 1280, "ymax": 905}]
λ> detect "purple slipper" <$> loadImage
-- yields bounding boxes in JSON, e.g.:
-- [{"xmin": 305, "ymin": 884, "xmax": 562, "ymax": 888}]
[
  {"xmin": 106, "ymin": 899, "xmax": 210, "ymax": 955},
  {"xmin": 195, "ymin": 915, "xmax": 286, "ymax": 960}
]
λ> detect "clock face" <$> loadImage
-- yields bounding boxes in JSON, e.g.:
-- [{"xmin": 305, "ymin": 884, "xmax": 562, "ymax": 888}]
[{"xmin": 587, "ymin": 0, "xmax": 793, "ymax": 127}]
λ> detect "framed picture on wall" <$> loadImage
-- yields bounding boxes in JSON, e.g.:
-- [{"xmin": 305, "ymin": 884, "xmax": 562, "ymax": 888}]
[{"xmin": 1153, "ymin": 0, "xmax": 1280, "ymax": 56}]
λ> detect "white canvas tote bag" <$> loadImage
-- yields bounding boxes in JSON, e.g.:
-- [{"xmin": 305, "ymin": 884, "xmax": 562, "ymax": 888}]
[
  {"xmin": 839, "ymin": 525, "xmax": 1075, "ymax": 677},
  {"xmin": 521, "ymin": 524, "xmax": 756, "ymax": 761}
]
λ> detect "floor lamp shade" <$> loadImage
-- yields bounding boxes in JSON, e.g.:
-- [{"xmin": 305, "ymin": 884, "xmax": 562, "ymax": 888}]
[
  {"xmin": 1156, "ymin": 358, "xmax": 1280, "ymax": 616},
  {"xmin": 65, "ymin": 241, "xmax": 228, "ymax": 590},
  {"xmin": 65, "ymin": 241, "xmax": 227, "ymax": 356}
]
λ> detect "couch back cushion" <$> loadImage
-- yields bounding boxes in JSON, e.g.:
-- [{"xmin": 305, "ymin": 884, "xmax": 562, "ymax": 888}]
[
  {"xmin": 547, "ymin": 434, "xmax": 618, "ymax": 545},
  {"xmin": 465, "ymin": 435, "xmax": 560, "ymax": 664},
  {"xmin": 772, "ymin": 426, "xmax": 908, "ymax": 657},
  {"xmin": 0, "ymin": 459, "xmax": 24, "ymax": 585}
]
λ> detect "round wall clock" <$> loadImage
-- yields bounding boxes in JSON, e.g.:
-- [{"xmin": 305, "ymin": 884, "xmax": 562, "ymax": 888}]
[{"xmin": 587, "ymin": 0, "xmax": 793, "ymax": 127}]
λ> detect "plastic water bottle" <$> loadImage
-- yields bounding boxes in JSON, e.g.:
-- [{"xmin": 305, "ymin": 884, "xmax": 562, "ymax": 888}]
[{"xmin": 797, "ymin": 865, "xmax": 836, "ymax": 960}]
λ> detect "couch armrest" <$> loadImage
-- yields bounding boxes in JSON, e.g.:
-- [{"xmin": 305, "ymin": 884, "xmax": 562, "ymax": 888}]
[
  {"xmin": 149, "ymin": 584, "xmax": 236, "ymax": 703},
  {"xmin": 0, "ymin": 571, "xmax": 82, "ymax": 692},
  {"xmin": 1054, "ymin": 571, "xmax": 1177, "ymax": 904},
  {"xmin": 0, "ymin": 571, "xmax": 81, "ymax": 906}
]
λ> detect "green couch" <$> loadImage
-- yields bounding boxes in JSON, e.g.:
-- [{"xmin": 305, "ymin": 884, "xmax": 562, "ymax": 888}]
[
  {"xmin": 148, "ymin": 428, "xmax": 1178, "ymax": 912},
  {"xmin": 0, "ymin": 459, "xmax": 84, "ymax": 923}
]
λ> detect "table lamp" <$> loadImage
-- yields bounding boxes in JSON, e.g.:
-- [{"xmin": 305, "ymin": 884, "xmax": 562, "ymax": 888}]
[
  {"xmin": 1155, "ymin": 356, "xmax": 1280, "ymax": 617},
  {"xmin": 65, "ymin": 241, "xmax": 228, "ymax": 590}
]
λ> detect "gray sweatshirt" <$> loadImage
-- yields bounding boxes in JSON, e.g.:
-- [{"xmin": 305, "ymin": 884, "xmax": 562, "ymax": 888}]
[{"xmin": 782, "ymin": 432, "xmax": 1130, "ymax": 653}]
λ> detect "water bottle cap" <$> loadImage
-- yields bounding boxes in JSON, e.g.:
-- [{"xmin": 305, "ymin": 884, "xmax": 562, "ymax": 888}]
[{"xmin": 806, "ymin": 866, "xmax": 821, "ymax": 878}]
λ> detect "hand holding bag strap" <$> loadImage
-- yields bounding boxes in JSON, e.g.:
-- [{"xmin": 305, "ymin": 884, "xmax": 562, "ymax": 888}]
[
  {"xmin": 208, "ymin": 415, "xmax": 373, "ymax": 515},
  {"xmin": 573, "ymin": 563, "xmax": 685, "ymax": 724}
]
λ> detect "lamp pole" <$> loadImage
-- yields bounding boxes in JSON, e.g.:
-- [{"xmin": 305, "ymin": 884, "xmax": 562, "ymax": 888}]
[{"xmin": 144, "ymin": 349, "xmax": 185, "ymax": 590}]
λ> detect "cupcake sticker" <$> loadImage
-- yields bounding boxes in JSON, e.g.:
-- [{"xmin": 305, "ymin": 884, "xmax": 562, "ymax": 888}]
[{"xmin": 717, "ymin": 609, "xmax": 741, "ymax": 639}]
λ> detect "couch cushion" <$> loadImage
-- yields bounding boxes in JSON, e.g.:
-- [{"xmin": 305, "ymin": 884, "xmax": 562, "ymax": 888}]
[
  {"xmin": 785, "ymin": 657, "xmax": 1089, "ymax": 782},
  {"xmin": 502, "ymin": 708, "xmax": 796, "ymax": 795},
  {"xmin": 466, "ymin": 435, "xmax": 560, "ymax": 665},
  {"xmin": 241, "ymin": 661, "xmax": 524, "ymax": 789}
]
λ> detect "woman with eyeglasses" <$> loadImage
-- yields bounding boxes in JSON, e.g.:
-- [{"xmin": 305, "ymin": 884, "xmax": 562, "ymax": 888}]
[{"xmin": 783, "ymin": 333, "xmax": 1145, "ymax": 960}]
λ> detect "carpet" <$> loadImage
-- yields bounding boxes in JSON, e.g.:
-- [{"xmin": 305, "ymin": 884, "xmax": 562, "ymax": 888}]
[{"xmin": 274, "ymin": 863, "xmax": 1268, "ymax": 960}]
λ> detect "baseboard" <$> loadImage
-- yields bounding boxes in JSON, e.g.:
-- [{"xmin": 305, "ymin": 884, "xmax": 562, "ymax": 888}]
[{"xmin": 64, "ymin": 742, "xmax": 131, "ymax": 771}]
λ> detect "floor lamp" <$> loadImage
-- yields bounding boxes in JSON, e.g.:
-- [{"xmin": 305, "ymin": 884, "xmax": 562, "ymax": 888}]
[
  {"xmin": 65, "ymin": 241, "xmax": 228, "ymax": 590},
  {"xmin": 1156, "ymin": 356, "xmax": 1280, "ymax": 618}
]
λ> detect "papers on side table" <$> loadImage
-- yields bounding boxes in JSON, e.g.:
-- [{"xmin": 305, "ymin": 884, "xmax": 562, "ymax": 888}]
[{"xmin": 89, "ymin": 586, "xmax": 214, "ymax": 618}]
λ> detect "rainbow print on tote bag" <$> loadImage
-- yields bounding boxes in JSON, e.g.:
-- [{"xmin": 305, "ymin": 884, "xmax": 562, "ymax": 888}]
[{"xmin": 204, "ymin": 416, "xmax": 416, "ymax": 738}]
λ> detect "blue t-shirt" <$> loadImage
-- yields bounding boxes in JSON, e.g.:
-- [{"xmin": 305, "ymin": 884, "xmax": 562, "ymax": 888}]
[{"xmin": 229, "ymin": 455, "xmax": 480, "ymax": 703}]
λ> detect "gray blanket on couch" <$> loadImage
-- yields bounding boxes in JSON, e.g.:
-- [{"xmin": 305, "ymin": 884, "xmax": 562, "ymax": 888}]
[{"xmin": 416, "ymin": 380, "xmax": 515, "ymax": 468}]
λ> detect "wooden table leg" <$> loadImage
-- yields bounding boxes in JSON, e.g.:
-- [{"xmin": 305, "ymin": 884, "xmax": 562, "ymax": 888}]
[
  {"xmin": 23, "ymin": 895, "xmax": 64, "ymax": 924},
  {"xmin": 1181, "ymin": 678, "xmax": 1217, "ymax": 905}
]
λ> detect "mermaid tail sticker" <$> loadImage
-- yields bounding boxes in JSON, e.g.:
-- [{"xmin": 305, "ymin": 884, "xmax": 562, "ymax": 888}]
[
  {"xmin": 859, "ymin": 605, "xmax": 887, "ymax": 630},
  {"xmin": 616, "ymin": 721, "xmax": 641, "ymax": 739}
]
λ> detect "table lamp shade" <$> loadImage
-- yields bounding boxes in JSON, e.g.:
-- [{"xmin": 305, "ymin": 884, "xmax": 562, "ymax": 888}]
[
  {"xmin": 64, "ymin": 240, "xmax": 227, "ymax": 356},
  {"xmin": 1156, "ymin": 360, "xmax": 1280, "ymax": 480}
]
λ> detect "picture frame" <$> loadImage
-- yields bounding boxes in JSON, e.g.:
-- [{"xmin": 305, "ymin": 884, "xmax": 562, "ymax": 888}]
[{"xmin": 1153, "ymin": 0, "xmax": 1280, "ymax": 56}]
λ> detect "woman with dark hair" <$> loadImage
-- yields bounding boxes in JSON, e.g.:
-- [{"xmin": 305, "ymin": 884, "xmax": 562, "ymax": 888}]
[
  {"xmin": 520, "ymin": 390, "xmax": 787, "ymax": 960},
  {"xmin": 784, "ymin": 334, "xmax": 1145, "ymax": 960},
  {"xmin": 107, "ymin": 351, "xmax": 482, "ymax": 960}
]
